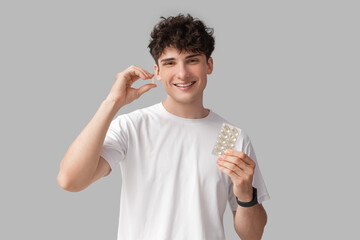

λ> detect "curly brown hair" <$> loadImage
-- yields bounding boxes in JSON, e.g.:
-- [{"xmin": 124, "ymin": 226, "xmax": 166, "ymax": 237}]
[{"xmin": 148, "ymin": 14, "xmax": 215, "ymax": 65}]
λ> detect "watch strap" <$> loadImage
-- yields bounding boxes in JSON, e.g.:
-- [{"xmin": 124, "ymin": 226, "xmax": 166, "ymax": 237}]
[{"xmin": 236, "ymin": 187, "xmax": 258, "ymax": 207}]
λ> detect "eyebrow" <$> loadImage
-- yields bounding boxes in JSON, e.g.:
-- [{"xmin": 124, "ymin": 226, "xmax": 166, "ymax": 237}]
[{"xmin": 160, "ymin": 53, "xmax": 202, "ymax": 63}]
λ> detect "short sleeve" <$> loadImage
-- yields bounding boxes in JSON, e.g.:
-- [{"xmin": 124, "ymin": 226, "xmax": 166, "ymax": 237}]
[
  {"xmin": 228, "ymin": 134, "xmax": 270, "ymax": 211},
  {"xmin": 100, "ymin": 115, "xmax": 128, "ymax": 171}
]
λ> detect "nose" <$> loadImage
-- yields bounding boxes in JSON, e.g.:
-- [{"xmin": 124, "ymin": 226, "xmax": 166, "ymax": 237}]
[{"xmin": 176, "ymin": 62, "xmax": 189, "ymax": 80}]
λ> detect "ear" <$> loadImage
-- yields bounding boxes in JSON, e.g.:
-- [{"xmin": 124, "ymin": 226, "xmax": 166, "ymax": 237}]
[
  {"xmin": 207, "ymin": 57, "xmax": 214, "ymax": 74},
  {"xmin": 154, "ymin": 64, "xmax": 161, "ymax": 81}
]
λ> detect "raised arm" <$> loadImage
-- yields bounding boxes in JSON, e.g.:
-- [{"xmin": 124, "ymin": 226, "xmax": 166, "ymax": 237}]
[{"xmin": 57, "ymin": 65, "xmax": 156, "ymax": 192}]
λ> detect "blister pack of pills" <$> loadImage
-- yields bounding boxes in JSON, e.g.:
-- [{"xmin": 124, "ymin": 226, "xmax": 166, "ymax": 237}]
[{"xmin": 212, "ymin": 123, "xmax": 241, "ymax": 156}]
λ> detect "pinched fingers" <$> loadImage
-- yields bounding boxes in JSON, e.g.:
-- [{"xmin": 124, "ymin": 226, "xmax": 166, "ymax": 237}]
[
  {"xmin": 108, "ymin": 65, "xmax": 156, "ymax": 107},
  {"xmin": 136, "ymin": 83, "xmax": 157, "ymax": 97},
  {"xmin": 124, "ymin": 65, "xmax": 154, "ymax": 80}
]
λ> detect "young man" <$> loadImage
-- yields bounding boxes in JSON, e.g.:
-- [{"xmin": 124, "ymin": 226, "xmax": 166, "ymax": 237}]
[{"xmin": 58, "ymin": 14, "xmax": 269, "ymax": 239}]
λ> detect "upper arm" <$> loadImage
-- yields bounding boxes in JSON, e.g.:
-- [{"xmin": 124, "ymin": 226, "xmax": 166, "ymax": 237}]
[{"xmin": 90, "ymin": 156, "xmax": 112, "ymax": 185}]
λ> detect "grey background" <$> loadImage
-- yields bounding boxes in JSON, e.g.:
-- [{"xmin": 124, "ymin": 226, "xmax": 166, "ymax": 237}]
[{"xmin": 1, "ymin": 0, "xmax": 359, "ymax": 239}]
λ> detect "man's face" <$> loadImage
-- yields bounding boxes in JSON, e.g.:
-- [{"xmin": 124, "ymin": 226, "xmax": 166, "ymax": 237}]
[{"xmin": 154, "ymin": 47, "xmax": 213, "ymax": 105}]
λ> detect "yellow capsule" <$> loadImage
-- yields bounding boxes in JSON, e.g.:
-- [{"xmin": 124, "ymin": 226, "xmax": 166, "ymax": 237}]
[
  {"xmin": 227, "ymin": 143, "xmax": 234, "ymax": 149},
  {"xmin": 225, "ymin": 143, "xmax": 233, "ymax": 150},
  {"xmin": 214, "ymin": 147, "xmax": 221, "ymax": 155},
  {"xmin": 221, "ymin": 130, "xmax": 228, "ymax": 139},
  {"xmin": 223, "ymin": 125, "xmax": 231, "ymax": 133},
  {"xmin": 232, "ymin": 128, "xmax": 239, "ymax": 136},
  {"xmin": 229, "ymin": 134, "xmax": 237, "ymax": 142},
  {"xmin": 217, "ymin": 141, "xmax": 225, "ymax": 150},
  {"xmin": 219, "ymin": 136, "xmax": 226, "ymax": 144}
]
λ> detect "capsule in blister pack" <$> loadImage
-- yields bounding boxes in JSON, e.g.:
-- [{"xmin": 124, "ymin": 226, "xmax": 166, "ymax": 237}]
[{"xmin": 212, "ymin": 123, "xmax": 241, "ymax": 155}]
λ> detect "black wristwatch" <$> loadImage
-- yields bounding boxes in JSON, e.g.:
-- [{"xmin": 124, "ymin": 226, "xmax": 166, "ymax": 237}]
[{"xmin": 236, "ymin": 187, "xmax": 258, "ymax": 207}]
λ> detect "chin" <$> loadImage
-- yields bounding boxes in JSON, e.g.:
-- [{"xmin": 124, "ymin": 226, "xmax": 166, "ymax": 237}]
[{"xmin": 170, "ymin": 94, "xmax": 202, "ymax": 105}]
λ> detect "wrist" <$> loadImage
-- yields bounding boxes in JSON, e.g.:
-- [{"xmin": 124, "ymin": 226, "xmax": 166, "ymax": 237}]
[
  {"xmin": 236, "ymin": 187, "xmax": 258, "ymax": 208},
  {"xmin": 102, "ymin": 98, "xmax": 124, "ymax": 114},
  {"xmin": 236, "ymin": 187, "xmax": 253, "ymax": 202}
]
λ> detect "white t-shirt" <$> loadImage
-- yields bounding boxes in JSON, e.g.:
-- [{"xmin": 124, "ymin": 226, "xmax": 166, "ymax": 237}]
[{"xmin": 100, "ymin": 102, "xmax": 270, "ymax": 240}]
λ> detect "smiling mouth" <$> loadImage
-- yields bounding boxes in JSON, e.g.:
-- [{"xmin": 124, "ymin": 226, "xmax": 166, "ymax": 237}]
[{"xmin": 174, "ymin": 81, "xmax": 196, "ymax": 87}]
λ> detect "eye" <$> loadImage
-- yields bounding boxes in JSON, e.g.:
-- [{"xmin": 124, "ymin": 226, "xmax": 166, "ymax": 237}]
[
  {"xmin": 188, "ymin": 59, "xmax": 199, "ymax": 63},
  {"xmin": 164, "ymin": 61, "xmax": 174, "ymax": 66}
]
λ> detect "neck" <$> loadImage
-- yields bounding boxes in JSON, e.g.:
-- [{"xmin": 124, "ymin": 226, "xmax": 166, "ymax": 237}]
[{"xmin": 162, "ymin": 97, "xmax": 209, "ymax": 119}]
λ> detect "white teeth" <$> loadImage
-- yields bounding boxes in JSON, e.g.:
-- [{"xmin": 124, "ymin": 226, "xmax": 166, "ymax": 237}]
[{"xmin": 175, "ymin": 82, "xmax": 194, "ymax": 87}]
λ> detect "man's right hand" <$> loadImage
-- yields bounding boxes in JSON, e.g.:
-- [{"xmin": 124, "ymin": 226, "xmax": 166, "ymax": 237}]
[{"xmin": 105, "ymin": 65, "xmax": 157, "ymax": 110}]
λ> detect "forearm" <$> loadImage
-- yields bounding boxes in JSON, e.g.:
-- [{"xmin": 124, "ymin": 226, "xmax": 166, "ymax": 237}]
[
  {"xmin": 234, "ymin": 204, "xmax": 267, "ymax": 240},
  {"xmin": 57, "ymin": 99, "xmax": 121, "ymax": 191}
]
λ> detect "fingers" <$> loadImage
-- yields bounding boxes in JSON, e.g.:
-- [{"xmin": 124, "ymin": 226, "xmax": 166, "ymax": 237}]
[
  {"xmin": 107, "ymin": 65, "xmax": 156, "ymax": 108},
  {"xmin": 124, "ymin": 65, "xmax": 154, "ymax": 81},
  {"xmin": 126, "ymin": 65, "xmax": 157, "ymax": 97},
  {"xmin": 218, "ymin": 154, "xmax": 247, "ymax": 176},
  {"xmin": 217, "ymin": 158, "xmax": 242, "ymax": 178},
  {"xmin": 136, "ymin": 83, "xmax": 157, "ymax": 97},
  {"xmin": 219, "ymin": 154, "xmax": 248, "ymax": 171},
  {"xmin": 224, "ymin": 149, "xmax": 256, "ymax": 167},
  {"xmin": 217, "ymin": 151, "xmax": 255, "ymax": 176}
]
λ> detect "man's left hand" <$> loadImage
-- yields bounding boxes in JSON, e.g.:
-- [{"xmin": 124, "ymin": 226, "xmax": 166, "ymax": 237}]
[{"xmin": 216, "ymin": 149, "xmax": 256, "ymax": 202}]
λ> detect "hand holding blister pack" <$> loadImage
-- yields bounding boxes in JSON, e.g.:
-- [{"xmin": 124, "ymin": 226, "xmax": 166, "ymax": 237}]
[{"xmin": 212, "ymin": 123, "xmax": 241, "ymax": 155}]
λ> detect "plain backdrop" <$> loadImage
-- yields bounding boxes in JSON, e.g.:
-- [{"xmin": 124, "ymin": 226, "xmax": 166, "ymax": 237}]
[{"xmin": 1, "ymin": 0, "xmax": 359, "ymax": 239}]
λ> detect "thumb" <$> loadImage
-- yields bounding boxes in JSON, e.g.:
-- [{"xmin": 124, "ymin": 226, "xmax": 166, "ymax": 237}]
[{"xmin": 136, "ymin": 84, "xmax": 157, "ymax": 97}]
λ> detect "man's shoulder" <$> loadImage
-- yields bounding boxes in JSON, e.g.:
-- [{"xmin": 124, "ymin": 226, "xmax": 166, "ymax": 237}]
[
  {"xmin": 209, "ymin": 110, "xmax": 227, "ymax": 123},
  {"xmin": 210, "ymin": 110, "xmax": 235, "ymax": 127}
]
